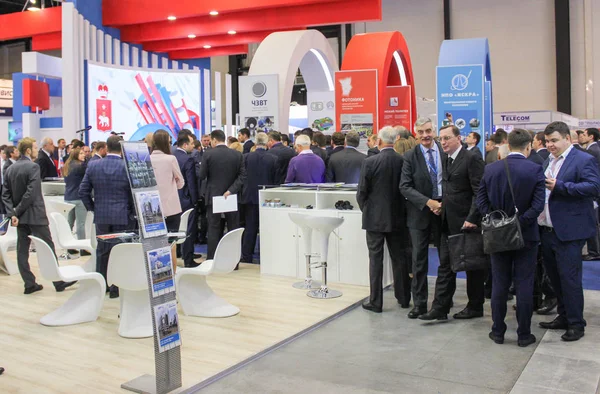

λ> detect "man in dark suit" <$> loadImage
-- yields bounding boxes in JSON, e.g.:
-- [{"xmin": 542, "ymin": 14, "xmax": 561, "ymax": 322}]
[
  {"xmin": 400, "ymin": 117, "xmax": 444, "ymax": 319},
  {"xmin": 465, "ymin": 131, "xmax": 483, "ymax": 157},
  {"xmin": 89, "ymin": 141, "xmax": 106, "ymax": 162},
  {"xmin": 3, "ymin": 146, "xmax": 19, "ymax": 174},
  {"xmin": 485, "ymin": 138, "xmax": 499, "ymax": 165},
  {"xmin": 420, "ymin": 124, "xmax": 486, "ymax": 321},
  {"xmin": 578, "ymin": 128, "xmax": 600, "ymax": 261},
  {"xmin": 358, "ymin": 126, "xmax": 411, "ymax": 313},
  {"xmin": 267, "ymin": 131, "xmax": 295, "ymax": 184},
  {"xmin": 328, "ymin": 132, "xmax": 345, "ymax": 158},
  {"xmin": 367, "ymin": 134, "xmax": 379, "ymax": 157},
  {"xmin": 198, "ymin": 129, "xmax": 246, "ymax": 260},
  {"xmin": 79, "ymin": 136, "xmax": 135, "ymax": 298},
  {"xmin": 2, "ymin": 138, "xmax": 75, "ymax": 294},
  {"xmin": 477, "ymin": 129, "xmax": 545, "ymax": 347},
  {"xmin": 240, "ymin": 132, "xmax": 277, "ymax": 264},
  {"xmin": 538, "ymin": 121, "xmax": 600, "ymax": 341},
  {"xmin": 36, "ymin": 137, "xmax": 58, "ymax": 180},
  {"xmin": 174, "ymin": 133, "xmax": 200, "ymax": 267},
  {"xmin": 534, "ymin": 132, "xmax": 550, "ymax": 160},
  {"xmin": 326, "ymin": 131, "xmax": 366, "ymax": 184},
  {"xmin": 238, "ymin": 128, "xmax": 255, "ymax": 154}
]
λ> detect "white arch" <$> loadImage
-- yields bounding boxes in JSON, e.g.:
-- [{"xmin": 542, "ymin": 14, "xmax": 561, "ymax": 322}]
[{"xmin": 249, "ymin": 30, "xmax": 339, "ymax": 134}]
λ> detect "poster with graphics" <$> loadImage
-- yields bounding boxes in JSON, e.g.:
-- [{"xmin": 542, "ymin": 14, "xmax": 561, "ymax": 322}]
[
  {"xmin": 239, "ymin": 75, "xmax": 279, "ymax": 136},
  {"xmin": 307, "ymin": 90, "xmax": 335, "ymax": 134},
  {"xmin": 382, "ymin": 85, "xmax": 412, "ymax": 130},
  {"xmin": 86, "ymin": 62, "xmax": 201, "ymax": 142},
  {"xmin": 335, "ymin": 70, "xmax": 378, "ymax": 140}
]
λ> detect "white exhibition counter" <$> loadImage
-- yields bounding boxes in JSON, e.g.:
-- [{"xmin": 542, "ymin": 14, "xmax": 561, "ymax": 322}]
[{"xmin": 259, "ymin": 187, "xmax": 393, "ymax": 287}]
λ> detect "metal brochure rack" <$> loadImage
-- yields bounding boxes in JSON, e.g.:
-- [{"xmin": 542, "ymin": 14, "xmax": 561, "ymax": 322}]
[{"xmin": 120, "ymin": 142, "xmax": 182, "ymax": 394}]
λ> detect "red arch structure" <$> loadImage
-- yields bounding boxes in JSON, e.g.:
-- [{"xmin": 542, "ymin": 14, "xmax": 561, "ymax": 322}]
[{"xmin": 342, "ymin": 31, "xmax": 417, "ymax": 132}]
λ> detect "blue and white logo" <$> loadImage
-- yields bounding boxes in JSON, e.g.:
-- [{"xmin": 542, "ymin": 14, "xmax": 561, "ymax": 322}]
[{"xmin": 451, "ymin": 71, "xmax": 472, "ymax": 91}]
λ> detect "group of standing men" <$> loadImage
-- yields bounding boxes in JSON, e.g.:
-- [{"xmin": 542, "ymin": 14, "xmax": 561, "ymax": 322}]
[{"xmin": 359, "ymin": 118, "xmax": 600, "ymax": 346}]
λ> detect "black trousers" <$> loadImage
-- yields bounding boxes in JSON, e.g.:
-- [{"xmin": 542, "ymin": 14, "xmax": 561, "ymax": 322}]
[
  {"xmin": 207, "ymin": 205, "xmax": 240, "ymax": 259},
  {"xmin": 408, "ymin": 215, "xmax": 442, "ymax": 309},
  {"xmin": 17, "ymin": 223, "xmax": 62, "ymax": 289},
  {"xmin": 96, "ymin": 223, "xmax": 130, "ymax": 286},
  {"xmin": 366, "ymin": 231, "xmax": 411, "ymax": 309},
  {"xmin": 241, "ymin": 203, "xmax": 259, "ymax": 263},
  {"xmin": 431, "ymin": 232, "xmax": 486, "ymax": 313},
  {"xmin": 182, "ymin": 210, "xmax": 198, "ymax": 266},
  {"xmin": 490, "ymin": 242, "xmax": 538, "ymax": 340},
  {"xmin": 585, "ymin": 207, "xmax": 600, "ymax": 256},
  {"xmin": 541, "ymin": 229, "xmax": 586, "ymax": 329},
  {"xmin": 197, "ymin": 198, "xmax": 208, "ymax": 242},
  {"xmin": 534, "ymin": 243, "xmax": 555, "ymax": 304}
]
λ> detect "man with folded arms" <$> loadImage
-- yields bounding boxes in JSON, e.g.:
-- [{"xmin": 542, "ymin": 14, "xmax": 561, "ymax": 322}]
[
  {"xmin": 477, "ymin": 129, "xmax": 545, "ymax": 347},
  {"xmin": 537, "ymin": 121, "xmax": 600, "ymax": 341}
]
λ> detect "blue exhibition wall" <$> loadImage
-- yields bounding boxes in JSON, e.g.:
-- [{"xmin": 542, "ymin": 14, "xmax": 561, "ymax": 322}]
[{"xmin": 436, "ymin": 38, "xmax": 493, "ymax": 156}]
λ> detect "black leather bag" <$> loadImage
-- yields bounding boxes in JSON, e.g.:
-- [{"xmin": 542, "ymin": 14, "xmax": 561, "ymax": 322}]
[
  {"xmin": 448, "ymin": 230, "xmax": 489, "ymax": 272},
  {"xmin": 481, "ymin": 159, "xmax": 525, "ymax": 254}
]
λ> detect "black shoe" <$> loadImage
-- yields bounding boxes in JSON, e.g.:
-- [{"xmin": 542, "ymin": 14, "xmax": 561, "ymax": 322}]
[
  {"xmin": 0, "ymin": 366, "xmax": 4, "ymax": 375},
  {"xmin": 55, "ymin": 281, "xmax": 77, "ymax": 292},
  {"xmin": 109, "ymin": 286, "xmax": 119, "ymax": 299},
  {"xmin": 408, "ymin": 307, "xmax": 427, "ymax": 319},
  {"xmin": 193, "ymin": 253, "xmax": 203, "ymax": 259},
  {"xmin": 536, "ymin": 298, "xmax": 558, "ymax": 315},
  {"xmin": 234, "ymin": 263, "xmax": 240, "ymax": 271},
  {"xmin": 80, "ymin": 250, "xmax": 92, "ymax": 256},
  {"xmin": 418, "ymin": 309, "xmax": 448, "ymax": 321},
  {"xmin": 24, "ymin": 283, "xmax": 44, "ymax": 294},
  {"xmin": 184, "ymin": 261, "xmax": 200, "ymax": 268},
  {"xmin": 518, "ymin": 334, "xmax": 537, "ymax": 347},
  {"xmin": 583, "ymin": 254, "xmax": 600, "ymax": 261},
  {"xmin": 67, "ymin": 249, "xmax": 79, "ymax": 255},
  {"xmin": 561, "ymin": 328, "xmax": 585, "ymax": 342},
  {"xmin": 453, "ymin": 308, "xmax": 483, "ymax": 319},
  {"xmin": 489, "ymin": 331, "xmax": 504, "ymax": 344},
  {"xmin": 362, "ymin": 302, "xmax": 382, "ymax": 313},
  {"xmin": 397, "ymin": 300, "xmax": 410, "ymax": 309},
  {"xmin": 539, "ymin": 316, "xmax": 568, "ymax": 330}
]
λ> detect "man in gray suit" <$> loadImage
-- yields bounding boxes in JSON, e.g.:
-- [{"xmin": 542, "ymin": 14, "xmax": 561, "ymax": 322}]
[
  {"xmin": 2, "ymin": 137, "xmax": 75, "ymax": 294},
  {"xmin": 326, "ymin": 131, "xmax": 366, "ymax": 184}
]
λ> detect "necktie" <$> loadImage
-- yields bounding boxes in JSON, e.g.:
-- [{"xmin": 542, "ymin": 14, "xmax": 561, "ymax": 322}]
[
  {"xmin": 427, "ymin": 149, "xmax": 438, "ymax": 199},
  {"xmin": 448, "ymin": 157, "xmax": 454, "ymax": 168}
]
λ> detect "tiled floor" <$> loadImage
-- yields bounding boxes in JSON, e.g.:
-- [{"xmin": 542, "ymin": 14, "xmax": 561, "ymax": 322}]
[{"xmin": 195, "ymin": 280, "xmax": 600, "ymax": 394}]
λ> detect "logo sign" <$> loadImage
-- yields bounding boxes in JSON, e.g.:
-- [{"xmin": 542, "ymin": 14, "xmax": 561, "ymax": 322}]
[
  {"xmin": 239, "ymin": 74, "xmax": 279, "ymax": 135},
  {"xmin": 339, "ymin": 77, "xmax": 353, "ymax": 96},
  {"xmin": 382, "ymin": 86, "xmax": 412, "ymax": 130},
  {"xmin": 451, "ymin": 71, "xmax": 471, "ymax": 91},
  {"xmin": 335, "ymin": 70, "xmax": 378, "ymax": 139},
  {"xmin": 252, "ymin": 81, "xmax": 267, "ymax": 98},
  {"xmin": 96, "ymin": 99, "xmax": 112, "ymax": 131}
]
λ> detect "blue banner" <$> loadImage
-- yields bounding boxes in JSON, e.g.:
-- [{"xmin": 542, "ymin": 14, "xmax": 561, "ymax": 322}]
[{"xmin": 436, "ymin": 65, "xmax": 485, "ymax": 150}]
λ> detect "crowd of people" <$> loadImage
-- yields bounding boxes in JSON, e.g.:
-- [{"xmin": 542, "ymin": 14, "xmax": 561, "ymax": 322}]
[{"xmin": 1, "ymin": 119, "xmax": 598, "ymax": 347}]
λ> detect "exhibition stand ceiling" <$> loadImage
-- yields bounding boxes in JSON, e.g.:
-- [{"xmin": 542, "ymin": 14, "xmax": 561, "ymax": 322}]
[{"xmin": 0, "ymin": 0, "xmax": 382, "ymax": 59}]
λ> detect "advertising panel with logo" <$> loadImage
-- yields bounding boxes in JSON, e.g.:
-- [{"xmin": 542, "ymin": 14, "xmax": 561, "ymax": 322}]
[
  {"xmin": 335, "ymin": 69, "xmax": 378, "ymax": 139},
  {"xmin": 0, "ymin": 79, "xmax": 13, "ymax": 117},
  {"xmin": 239, "ymin": 74, "xmax": 279, "ymax": 137},
  {"xmin": 437, "ymin": 65, "xmax": 485, "ymax": 152},
  {"xmin": 307, "ymin": 90, "xmax": 335, "ymax": 134},
  {"xmin": 382, "ymin": 85, "xmax": 412, "ymax": 130},
  {"xmin": 86, "ymin": 62, "xmax": 201, "ymax": 143}
]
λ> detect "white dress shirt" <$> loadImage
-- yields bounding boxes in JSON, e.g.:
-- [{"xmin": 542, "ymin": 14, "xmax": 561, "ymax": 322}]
[{"xmin": 538, "ymin": 144, "xmax": 575, "ymax": 227}]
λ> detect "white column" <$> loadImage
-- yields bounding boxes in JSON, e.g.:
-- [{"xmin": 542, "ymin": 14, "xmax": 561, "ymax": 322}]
[
  {"xmin": 132, "ymin": 46, "xmax": 140, "ymax": 67},
  {"xmin": 61, "ymin": 2, "xmax": 77, "ymax": 140},
  {"xmin": 172, "ymin": 60, "xmax": 179, "ymax": 69},
  {"xmin": 113, "ymin": 38, "xmax": 121, "ymax": 65},
  {"xmin": 182, "ymin": 63, "xmax": 190, "ymax": 70},
  {"xmin": 123, "ymin": 43, "xmax": 130, "ymax": 67},
  {"xmin": 83, "ymin": 20, "xmax": 90, "ymax": 60},
  {"xmin": 90, "ymin": 25, "xmax": 97, "ymax": 62},
  {"xmin": 104, "ymin": 34, "xmax": 113, "ymax": 64},
  {"xmin": 77, "ymin": 14, "xmax": 84, "ymax": 131},
  {"xmin": 142, "ymin": 50, "xmax": 149, "ymax": 68},
  {"xmin": 225, "ymin": 73, "xmax": 233, "ymax": 135},
  {"xmin": 151, "ymin": 54, "xmax": 159, "ymax": 69},
  {"xmin": 97, "ymin": 29, "xmax": 105, "ymax": 63},
  {"xmin": 214, "ymin": 71, "xmax": 222, "ymax": 129},
  {"xmin": 202, "ymin": 68, "xmax": 210, "ymax": 133},
  {"xmin": 161, "ymin": 57, "xmax": 169, "ymax": 69}
]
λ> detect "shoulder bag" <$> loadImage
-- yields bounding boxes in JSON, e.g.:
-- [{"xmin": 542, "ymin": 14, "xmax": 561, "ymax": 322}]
[
  {"xmin": 448, "ymin": 229, "xmax": 489, "ymax": 272},
  {"xmin": 481, "ymin": 159, "xmax": 525, "ymax": 254}
]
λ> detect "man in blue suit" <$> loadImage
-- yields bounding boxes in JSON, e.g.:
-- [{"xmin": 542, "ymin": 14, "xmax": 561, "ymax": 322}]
[
  {"xmin": 240, "ymin": 132, "xmax": 277, "ymax": 264},
  {"xmin": 477, "ymin": 129, "xmax": 545, "ymax": 347},
  {"xmin": 173, "ymin": 133, "xmax": 200, "ymax": 267},
  {"xmin": 79, "ymin": 136, "xmax": 135, "ymax": 298},
  {"xmin": 537, "ymin": 121, "xmax": 600, "ymax": 341}
]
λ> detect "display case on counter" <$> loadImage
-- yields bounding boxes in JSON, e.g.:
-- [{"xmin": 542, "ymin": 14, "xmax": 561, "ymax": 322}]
[{"xmin": 259, "ymin": 186, "xmax": 393, "ymax": 287}]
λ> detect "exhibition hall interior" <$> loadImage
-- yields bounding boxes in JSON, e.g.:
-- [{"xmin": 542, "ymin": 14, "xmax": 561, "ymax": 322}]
[{"xmin": 2, "ymin": 0, "xmax": 600, "ymax": 393}]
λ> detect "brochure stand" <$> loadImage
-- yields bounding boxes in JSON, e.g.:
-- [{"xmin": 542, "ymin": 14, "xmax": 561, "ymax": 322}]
[{"xmin": 120, "ymin": 142, "xmax": 182, "ymax": 394}]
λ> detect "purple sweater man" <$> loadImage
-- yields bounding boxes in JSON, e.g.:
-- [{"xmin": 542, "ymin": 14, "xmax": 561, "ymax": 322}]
[{"xmin": 285, "ymin": 135, "xmax": 325, "ymax": 183}]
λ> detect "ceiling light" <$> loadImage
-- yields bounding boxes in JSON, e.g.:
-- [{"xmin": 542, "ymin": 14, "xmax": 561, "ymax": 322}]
[
  {"xmin": 28, "ymin": 6, "xmax": 41, "ymax": 11},
  {"xmin": 188, "ymin": 34, "xmax": 196, "ymax": 39},
  {"xmin": 30, "ymin": 0, "xmax": 36, "ymax": 3},
  {"xmin": 167, "ymin": 16, "xmax": 177, "ymax": 21},
  {"xmin": 203, "ymin": 45, "xmax": 212, "ymax": 49},
  {"xmin": 209, "ymin": 10, "xmax": 219, "ymax": 16},
  {"xmin": 228, "ymin": 30, "xmax": 237, "ymax": 35}
]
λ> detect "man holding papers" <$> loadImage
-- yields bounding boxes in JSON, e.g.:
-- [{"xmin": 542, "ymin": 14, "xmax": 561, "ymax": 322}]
[{"xmin": 198, "ymin": 129, "xmax": 247, "ymax": 260}]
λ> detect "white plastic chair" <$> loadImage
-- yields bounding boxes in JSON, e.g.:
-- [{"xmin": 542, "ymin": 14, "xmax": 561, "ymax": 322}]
[
  {"xmin": 82, "ymin": 225, "xmax": 97, "ymax": 273},
  {"xmin": 46, "ymin": 201, "xmax": 75, "ymax": 253},
  {"xmin": 84, "ymin": 211, "xmax": 94, "ymax": 239},
  {"xmin": 175, "ymin": 228, "xmax": 244, "ymax": 318},
  {"xmin": 50, "ymin": 212, "xmax": 93, "ymax": 256},
  {"xmin": 29, "ymin": 235, "xmax": 106, "ymax": 326},
  {"xmin": 107, "ymin": 243, "xmax": 152, "ymax": 338},
  {"xmin": 174, "ymin": 208, "xmax": 194, "ymax": 246},
  {"xmin": 0, "ymin": 225, "xmax": 18, "ymax": 275}
]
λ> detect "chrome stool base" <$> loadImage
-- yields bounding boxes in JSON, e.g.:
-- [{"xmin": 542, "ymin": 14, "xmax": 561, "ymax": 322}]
[
  {"xmin": 293, "ymin": 279, "xmax": 322, "ymax": 289},
  {"xmin": 307, "ymin": 286, "xmax": 342, "ymax": 299}
]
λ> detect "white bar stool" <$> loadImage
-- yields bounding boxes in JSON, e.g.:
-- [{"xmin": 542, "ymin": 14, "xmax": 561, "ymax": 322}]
[{"xmin": 288, "ymin": 213, "xmax": 321, "ymax": 290}]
